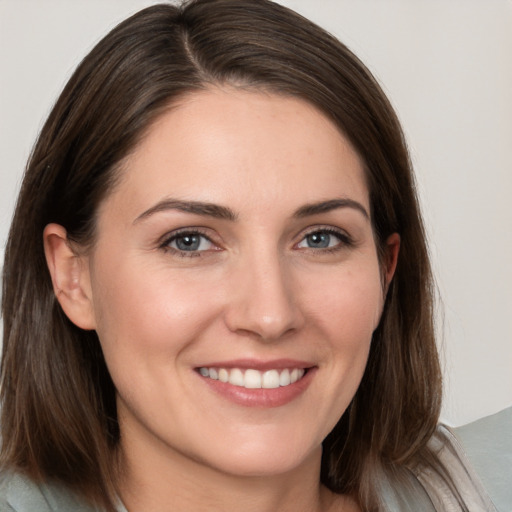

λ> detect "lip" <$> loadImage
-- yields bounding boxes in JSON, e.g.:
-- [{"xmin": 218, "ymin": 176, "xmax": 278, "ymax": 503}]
[{"xmin": 195, "ymin": 359, "xmax": 317, "ymax": 408}]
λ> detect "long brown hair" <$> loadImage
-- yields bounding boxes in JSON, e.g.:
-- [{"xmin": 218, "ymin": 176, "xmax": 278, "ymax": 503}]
[{"xmin": 1, "ymin": 1, "xmax": 441, "ymax": 510}]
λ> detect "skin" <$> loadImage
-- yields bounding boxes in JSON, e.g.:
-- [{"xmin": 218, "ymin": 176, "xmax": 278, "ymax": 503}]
[{"xmin": 45, "ymin": 88, "xmax": 399, "ymax": 512}]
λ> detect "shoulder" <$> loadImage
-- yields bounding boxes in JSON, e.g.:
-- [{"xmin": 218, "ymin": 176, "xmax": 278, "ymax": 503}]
[
  {"xmin": 0, "ymin": 470, "xmax": 98, "ymax": 512},
  {"xmin": 454, "ymin": 407, "xmax": 512, "ymax": 512},
  {"xmin": 408, "ymin": 407, "xmax": 512, "ymax": 512}
]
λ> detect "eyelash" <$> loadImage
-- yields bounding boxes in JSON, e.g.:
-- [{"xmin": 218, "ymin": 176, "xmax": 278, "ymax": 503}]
[
  {"xmin": 159, "ymin": 226, "xmax": 354, "ymax": 258},
  {"xmin": 159, "ymin": 228, "xmax": 218, "ymax": 258},
  {"xmin": 296, "ymin": 227, "xmax": 354, "ymax": 254}
]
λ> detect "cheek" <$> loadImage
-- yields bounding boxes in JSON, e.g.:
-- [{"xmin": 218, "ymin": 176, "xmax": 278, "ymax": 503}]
[
  {"xmin": 301, "ymin": 261, "xmax": 383, "ymax": 397},
  {"xmin": 89, "ymin": 258, "xmax": 224, "ymax": 364},
  {"xmin": 291, "ymin": 264, "xmax": 384, "ymax": 437},
  {"xmin": 302, "ymin": 263, "xmax": 385, "ymax": 341}
]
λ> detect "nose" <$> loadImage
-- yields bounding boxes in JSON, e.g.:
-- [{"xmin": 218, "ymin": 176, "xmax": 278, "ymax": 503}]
[{"xmin": 223, "ymin": 251, "xmax": 305, "ymax": 341}]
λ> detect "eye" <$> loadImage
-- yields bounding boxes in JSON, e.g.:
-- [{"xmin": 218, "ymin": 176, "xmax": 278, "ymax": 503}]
[
  {"xmin": 296, "ymin": 229, "xmax": 350, "ymax": 250},
  {"xmin": 163, "ymin": 231, "xmax": 216, "ymax": 254}
]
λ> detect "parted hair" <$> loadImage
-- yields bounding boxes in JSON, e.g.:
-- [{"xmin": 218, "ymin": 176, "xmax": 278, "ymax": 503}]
[{"xmin": 1, "ymin": 1, "xmax": 441, "ymax": 510}]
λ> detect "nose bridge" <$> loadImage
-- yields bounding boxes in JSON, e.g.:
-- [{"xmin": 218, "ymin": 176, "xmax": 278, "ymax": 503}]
[{"xmin": 225, "ymin": 243, "xmax": 303, "ymax": 340}]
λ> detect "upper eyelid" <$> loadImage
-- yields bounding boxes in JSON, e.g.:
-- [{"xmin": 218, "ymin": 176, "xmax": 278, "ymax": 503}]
[
  {"xmin": 159, "ymin": 227, "xmax": 217, "ymax": 248},
  {"xmin": 297, "ymin": 225, "xmax": 351, "ymax": 240},
  {"xmin": 294, "ymin": 226, "xmax": 354, "ymax": 251}
]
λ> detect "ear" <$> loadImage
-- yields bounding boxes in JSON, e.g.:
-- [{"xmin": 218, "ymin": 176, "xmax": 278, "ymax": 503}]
[
  {"xmin": 382, "ymin": 232, "xmax": 400, "ymax": 293},
  {"xmin": 43, "ymin": 223, "xmax": 96, "ymax": 330}
]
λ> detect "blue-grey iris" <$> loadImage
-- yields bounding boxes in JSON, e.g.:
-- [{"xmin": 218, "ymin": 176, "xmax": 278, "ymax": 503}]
[
  {"xmin": 176, "ymin": 234, "xmax": 201, "ymax": 251},
  {"xmin": 307, "ymin": 232, "xmax": 331, "ymax": 248}
]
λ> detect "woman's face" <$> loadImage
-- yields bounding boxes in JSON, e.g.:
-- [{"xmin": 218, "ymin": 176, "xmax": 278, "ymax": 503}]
[{"xmin": 79, "ymin": 88, "xmax": 397, "ymax": 478}]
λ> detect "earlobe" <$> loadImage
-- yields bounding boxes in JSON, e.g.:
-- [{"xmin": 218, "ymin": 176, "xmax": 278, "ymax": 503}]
[{"xmin": 43, "ymin": 223, "xmax": 96, "ymax": 330}]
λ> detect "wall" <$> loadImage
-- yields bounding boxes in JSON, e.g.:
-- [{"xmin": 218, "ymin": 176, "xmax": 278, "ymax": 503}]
[{"xmin": 1, "ymin": 0, "xmax": 511, "ymax": 426}]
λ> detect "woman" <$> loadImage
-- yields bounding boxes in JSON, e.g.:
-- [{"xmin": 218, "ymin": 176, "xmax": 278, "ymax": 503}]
[{"xmin": 0, "ymin": 1, "xmax": 499, "ymax": 511}]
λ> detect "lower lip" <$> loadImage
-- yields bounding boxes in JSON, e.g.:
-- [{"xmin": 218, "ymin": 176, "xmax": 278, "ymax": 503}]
[{"xmin": 197, "ymin": 368, "xmax": 316, "ymax": 408}]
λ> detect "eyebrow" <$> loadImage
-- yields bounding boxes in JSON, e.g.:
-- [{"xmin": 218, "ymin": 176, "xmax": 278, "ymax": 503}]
[
  {"xmin": 134, "ymin": 197, "xmax": 369, "ymax": 224},
  {"xmin": 293, "ymin": 198, "xmax": 369, "ymax": 219},
  {"xmin": 134, "ymin": 198, "xmax": 238, "ymax": 223}
]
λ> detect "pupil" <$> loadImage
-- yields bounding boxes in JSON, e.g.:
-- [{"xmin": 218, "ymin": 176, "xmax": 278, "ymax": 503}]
[
  {"xmin": 308, "ymin": 232, "xmax": 329, "ymax": 248},
  {"xmin": 177, "ymin": 235, "xmax": 200, "ymax": 251}
]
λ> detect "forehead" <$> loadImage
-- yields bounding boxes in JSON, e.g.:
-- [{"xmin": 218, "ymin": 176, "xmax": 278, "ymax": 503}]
[{"xmin": 104, "ymin": 87, "xmax": 369, "ymax": 221}]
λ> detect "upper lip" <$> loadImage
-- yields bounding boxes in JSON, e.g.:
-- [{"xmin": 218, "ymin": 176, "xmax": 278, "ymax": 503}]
[{"xmin": 195, "ymin": 359, "xmax": 315, "ymax": 371}]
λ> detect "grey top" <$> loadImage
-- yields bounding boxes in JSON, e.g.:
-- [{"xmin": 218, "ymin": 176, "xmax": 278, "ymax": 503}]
[
  {"xmin": 455, "ymin": 407, "xmax": 512, "ymax": 512},
  {"xmin": 1, "ymin": 407, "xmax": 510, "ymax": 512}
]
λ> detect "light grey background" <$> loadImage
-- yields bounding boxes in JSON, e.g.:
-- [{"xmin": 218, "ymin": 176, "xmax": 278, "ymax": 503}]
[{"xmin": 1, "ymin": 0, "xmax": 511, "ymax": 426}]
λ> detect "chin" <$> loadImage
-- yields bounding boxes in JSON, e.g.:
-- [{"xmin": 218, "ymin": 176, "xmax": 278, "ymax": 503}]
[{"xmin": 198, "ymin": 434, "xmax": 322, "ymax": 478}]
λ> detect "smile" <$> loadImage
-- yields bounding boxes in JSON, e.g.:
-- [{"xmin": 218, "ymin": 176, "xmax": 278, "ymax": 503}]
[{"xmin": 198, "ymin": 367, "xmax": 306, "ymax": 389}]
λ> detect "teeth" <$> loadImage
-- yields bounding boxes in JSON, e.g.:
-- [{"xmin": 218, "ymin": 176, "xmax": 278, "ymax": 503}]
[
  {"xmin": 244, "ymin": 369, "xmax": 262, "ymax": 389},
  {"xmin": 229, "ymin": 368, "xmax": 244, "ymax": 387},
  {"xmin": 262, "ymin": 370, "xmax": 280, "ymax": 389},
  {"xmin": 198, "ymin": 367, "xmax": 306, "ymax": 389},
  {"xmin": 279, "ymin": 369, "xmax": 291, "ymax": 386}
]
